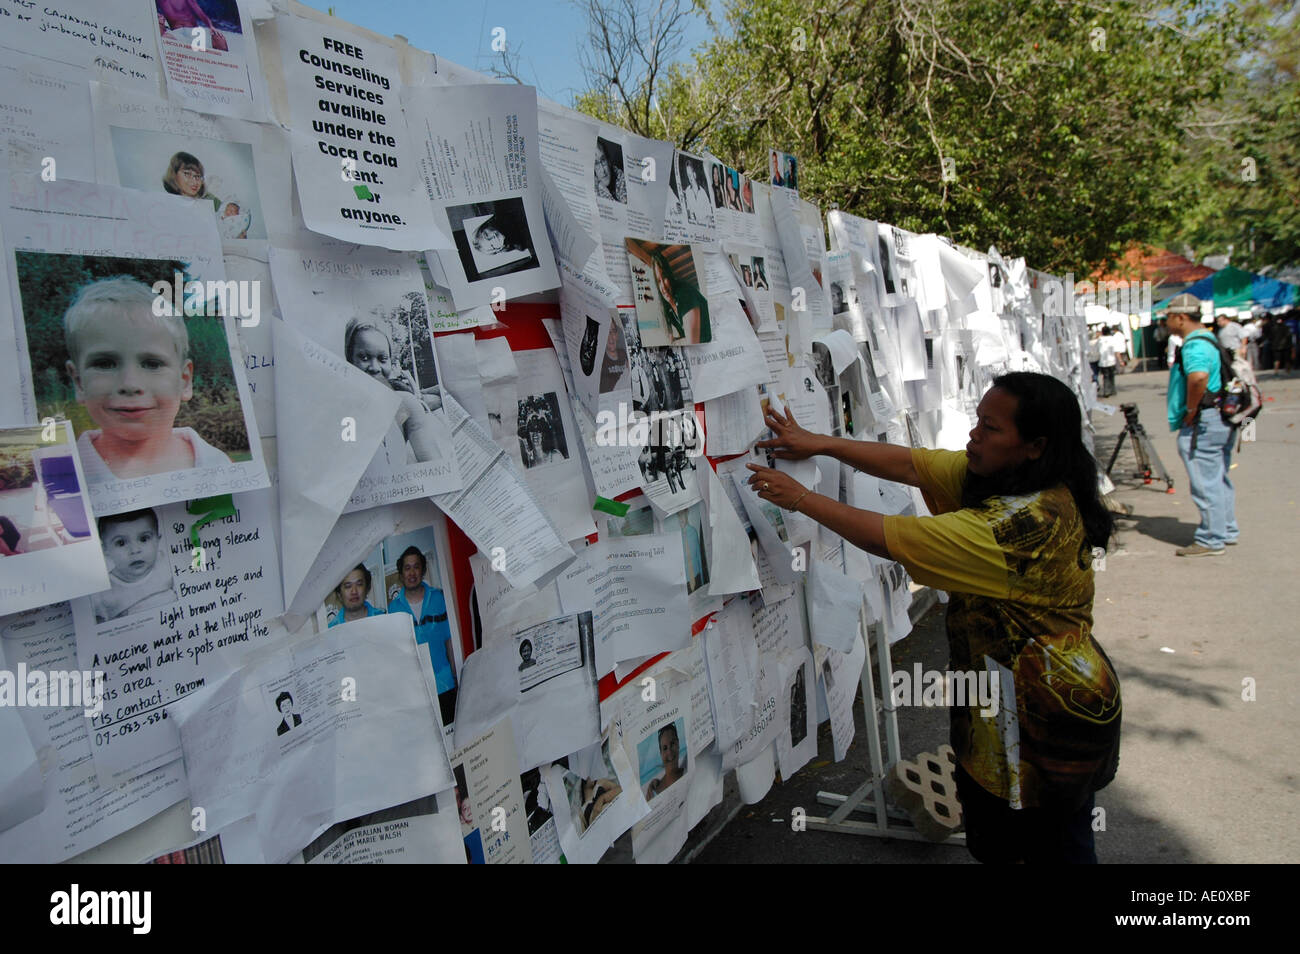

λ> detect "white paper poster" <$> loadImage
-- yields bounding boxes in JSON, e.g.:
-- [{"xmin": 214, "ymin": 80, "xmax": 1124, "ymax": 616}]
[
  {"xmin": 448, "ymin": 718, "xmax": 531, "ymax": 864},
  {"xmin": 171, "ymin": 613, "xmax": 453, "ymax": 864},
  {"xmin": 556, "ymin": 535, "xmax": 690, "ymax": 678},
  {"xmin": 0, "ymin": 0, "xmax": 160, "ymax": 93},
  {"xmin": 406, "ymin": 83, "xmax": 559, "ymax": 307},
  {"xmin": 4, "ymin": 175, "xmax": 270, "ymax": 516},
  {"xmin": 0, "ymin": 604, "xmax": 186, "ymax": 864},
  {"xmin": 72, "ymin": 489, "xmax": 284, "ymax": 783},
  {"xmin": 155, "ymin": 0, "xmax": 264, "ymax": 120},
  {"xmin": 271, "ymin": 12, "xmax": 446, "ymax": 250},
  {"xmin": 268, "ymin": 242, "xmax": 461, "ymax": 509},
  {"xmin": 91, "ymin": 83, "xmax": 292, "ymax": 256}
]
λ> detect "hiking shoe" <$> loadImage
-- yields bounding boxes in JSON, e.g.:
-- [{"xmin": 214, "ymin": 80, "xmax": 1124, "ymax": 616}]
[{"xmin": 1175, "ymin": 543, "xmax": 1225, "ymax": 557}]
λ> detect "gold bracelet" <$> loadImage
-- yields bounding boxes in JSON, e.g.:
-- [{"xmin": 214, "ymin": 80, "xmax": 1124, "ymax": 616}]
[{"xmin": 791, "ymin": 491, "xmax": 810, "ymax": 513}]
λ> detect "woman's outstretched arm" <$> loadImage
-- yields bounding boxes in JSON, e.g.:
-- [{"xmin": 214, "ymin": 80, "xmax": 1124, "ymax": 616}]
[{"xmin": 755, "ymin": 406, "xmax": 919, "ymax": 487}]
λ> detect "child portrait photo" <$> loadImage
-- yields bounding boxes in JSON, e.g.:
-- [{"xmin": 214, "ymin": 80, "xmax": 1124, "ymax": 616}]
[{"xmin": 14, "ymin": 252, "xmax": 255, "ymax": 490}]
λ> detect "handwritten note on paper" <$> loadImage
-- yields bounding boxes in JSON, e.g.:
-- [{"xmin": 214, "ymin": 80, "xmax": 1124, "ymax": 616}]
[{"xmin": 72, "ymin": 490, "xmax": 284, "ymax": 783}]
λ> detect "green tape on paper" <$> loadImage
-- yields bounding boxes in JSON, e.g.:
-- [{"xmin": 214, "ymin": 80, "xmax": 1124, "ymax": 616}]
[
  {"xmin": 187, "ymin": 494, "xmax": 237, "ymax": 553},
  {"xmin": 592, "ymin": 496, "xmax": 629, "ymax": 517},
  {"xmin": 353, "ymin": 184, "xmax": 373, "ymax": 200}
]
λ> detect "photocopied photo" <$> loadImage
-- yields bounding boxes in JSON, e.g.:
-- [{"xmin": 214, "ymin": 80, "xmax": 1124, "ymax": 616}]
[
  {"xmin": 90, "ymin": 507, "xmax": 178, "ymax": 624},
  {"xmin": 449, "ymin": 200, "xmax": 540, "ymax": 283},
  {"xmin": 404, "ymin": 82, "xmax": 558, "ymax": 306},
  {"xmin": 595, "ymin": 136, "xmax": 628, "ymax": 205},
  {"xmin": 0, "ymin": 422, "xmax": 110, "ymax": 615},
  {"xmin": 268, "ymin": 244, "xmax": 460, "ymax": 509},
  {"xmin": 12, "ymin": 250, "xmax": 264, "ymax": 514},
  {"xmin": 516, "ymin": 393, "xmax": 570, "ymax": 470},
  {"xmin": 153, "ymin": 0, "xmax": 263, "ymax": 119},
  {"xmin": 4, "ymin": 178, "xmax": 267, "ymax": 515},
  {"xmin": 541, "ymin": 726, "xmax": 645, "ymax": 865},
  {"xmin": 626, "ymin": 238, "xmax": 712, "ymax": 347},
  {"xmin": 639, "ymin": 717, "xmax": 688, "ymax": 802},
  {"xmin": 316, "ymin": 520, "xmax": 460, "ymax": 729},
  {"xmin": 623, "ymin": 314, "xmax": 695, "ymax": 416},
  {"xmin": 676, "ymin": 152, "xmax": 714, "ymax": 231}
]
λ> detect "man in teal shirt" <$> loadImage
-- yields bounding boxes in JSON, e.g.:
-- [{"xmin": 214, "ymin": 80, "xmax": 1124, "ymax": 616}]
[
  {"xmin": 388, "ymin": 545, "xmax": 457, "ymax": 724},
  {"xmin": 1165, "ymin": 295, "xmax": 1238, "ymax": 556}
]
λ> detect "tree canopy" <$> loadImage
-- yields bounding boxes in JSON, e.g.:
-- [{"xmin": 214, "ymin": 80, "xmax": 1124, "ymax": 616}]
[{"xmin": 573, "ymin": 0, "xmax": 1295, "ymax": 276}]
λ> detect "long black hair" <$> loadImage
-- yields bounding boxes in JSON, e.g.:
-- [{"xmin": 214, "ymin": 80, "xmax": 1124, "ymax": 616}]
[{"xmin": 961, "ymin": 372, "xmax": 1112, "ymax": 552}]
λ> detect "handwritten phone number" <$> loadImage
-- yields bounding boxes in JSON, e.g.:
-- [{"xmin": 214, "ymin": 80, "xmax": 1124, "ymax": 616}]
[{"xmin": 94, "ymin": 710, "xmax": 167, "ymax": 745}]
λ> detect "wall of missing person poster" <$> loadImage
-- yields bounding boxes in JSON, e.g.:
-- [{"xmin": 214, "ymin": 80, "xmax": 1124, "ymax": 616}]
[{"xmin": 0, "ymin": 0, "xmax": 1093, "ymax": 864}]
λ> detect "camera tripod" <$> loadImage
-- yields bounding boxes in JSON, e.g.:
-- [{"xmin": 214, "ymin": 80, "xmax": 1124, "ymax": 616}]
[{"xmin": 1105, "ymin": 403, "xmax": 1175, "ymax": 492}]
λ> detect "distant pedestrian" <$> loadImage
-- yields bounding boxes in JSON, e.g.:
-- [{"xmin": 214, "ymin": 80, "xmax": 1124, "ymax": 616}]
[
  {"xmin": 1152, "ymin": 318, "xmax": 1170, "ymax": 370},
  {"xmin": 1215, "ymin": 314, "xmax": 1246, "ymax": 358},
  {"xmin": 1097, "ymin": 326, "xmax": 1119, "ymax": 397},
  {"xmin": 1268, "ymin": 314, "xmax": 1293, "ymax": 373},
  {"xmin": 1087, "ymin": 329, "xmax": 1101, "ymax": 389},
  {"xmin": 1165, "ymin": 295, "xmax": 1238, "ymax": 557}
]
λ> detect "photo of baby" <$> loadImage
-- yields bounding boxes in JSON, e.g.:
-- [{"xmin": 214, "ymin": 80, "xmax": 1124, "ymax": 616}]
[
  {"xmin": 109, "ymin": 128, "xmax": 266, "ymax": 242},
  {"xmin": 90, "ymin": 508, "xmax": 179, "ymax": 623},
  {"xmin": 446, "ymin": 198, "xmax": 540, "ymax": 284},
  {"xmin": 14, "ymin": 253, "xmax": 253, "ymax": 487}
]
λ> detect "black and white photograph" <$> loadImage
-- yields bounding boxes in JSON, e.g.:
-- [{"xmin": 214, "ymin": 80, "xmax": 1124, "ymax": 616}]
[
  {"xmin": 342, "ymin": 300, "xmax": 447, "ymax": 470},
  {"xmin": 598, "ymin": 315, "xmax": 629, "ymax": 395},
  {"xmin": 447, "ymin": 197, "xmax": 541, "ymax": 283},
  {"xmin": 709, "ymin": 160, "xmax": 727, "ymax": 209},
  {"xmin": 626, "ymin": 238, "xmax": 712, "ymax": 347},
  {"xmin": 790, "ymin": 663, "xmax": 808, "ymax": 748},
  {"xmin": 517, "ymin": 392, "xmax": 570, "ymax": 469},
  {"xmin": 637, "ymin": 442, "xmax": 698, "ymax": 498},
  {"xmin": 830, "ymin": 280, "xmax": 848, "ymax": 315},
  {"xmin": 751, "ymin": 256, "xmax": 769, "ymax": 290},
  {"xmin": 519, "ymin": 767, "xmax": 553, "ymax": 836},
  {"xmin": 274, "ymin": 690, "xmax": 303, "ymax": 736},
  {"xmin": 877, "ymin": 231, "xmax": 897, "ymax": 295},
  {"xmin": 623, "ymin": 313, "xmax": 694, "ymax": 415},
  {"xmin": 678, "ymin": 153, "xmax": 714, "ymax": 229},
  {"xmin": 90, "ymin": 507, "xmax": 179, "ymax": 624},
  {"xmin": 667, "ymin": 159, "xmax": 682, "ymax": 218},
  {"xmin": 594, "ymin": 136, "xmax": 627, "ymax": 204}
]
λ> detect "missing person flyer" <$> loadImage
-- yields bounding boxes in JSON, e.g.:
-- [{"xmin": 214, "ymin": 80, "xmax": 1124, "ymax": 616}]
[{"xmin": 70, "ymin": 489, "xmax": 283, "ymax": 783}]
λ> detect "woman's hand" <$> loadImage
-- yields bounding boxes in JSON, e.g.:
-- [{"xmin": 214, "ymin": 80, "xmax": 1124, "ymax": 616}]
[
  {"xmin": 754, "ymin": 405, "xmax": 824, "ymax": 461},
  {"xmin": 386, "ymin": 367, "xmax": 420, "ymax": 396},
  {"xmin": 745, "ymin": 463, "xmax": 809, "ymax": 512}
]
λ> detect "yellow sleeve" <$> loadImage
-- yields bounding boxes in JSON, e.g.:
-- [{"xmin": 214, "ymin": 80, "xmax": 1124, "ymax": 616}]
[
  {"xmin": 910, "ymin": 447, "xmax": 968, "ymax": 515},
  {"xmin": 882, "ymin": 510, "xmax": 1009, "ymax": 599}
]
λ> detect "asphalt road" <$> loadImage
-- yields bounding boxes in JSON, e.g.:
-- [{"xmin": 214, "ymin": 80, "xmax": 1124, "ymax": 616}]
[{"xmin": 693, "ymin": 366, "xmax": 1300, "ymax": 864}]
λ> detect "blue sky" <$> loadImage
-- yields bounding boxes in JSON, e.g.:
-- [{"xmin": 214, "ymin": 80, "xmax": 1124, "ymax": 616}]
[{"xmin": 298, "ymin": 0, "xmax": 717, "ymax": 106}]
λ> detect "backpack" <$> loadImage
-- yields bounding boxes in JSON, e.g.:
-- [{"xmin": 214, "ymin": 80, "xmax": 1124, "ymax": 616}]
[{"xmin": 1177, "ymin": 333, "xmax": 1263, "ymax": 427}]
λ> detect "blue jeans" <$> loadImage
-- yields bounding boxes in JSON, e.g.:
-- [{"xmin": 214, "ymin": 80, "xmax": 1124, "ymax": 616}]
[{"xmin": 1176, "ymin": 412, "xmax": 1238, "ymax": 549}]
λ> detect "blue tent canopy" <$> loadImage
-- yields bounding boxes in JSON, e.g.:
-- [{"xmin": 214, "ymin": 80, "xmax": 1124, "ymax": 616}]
[{"xmin": 1154, "ymin": 266, "xmax": 1299, "ymax": 312}]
